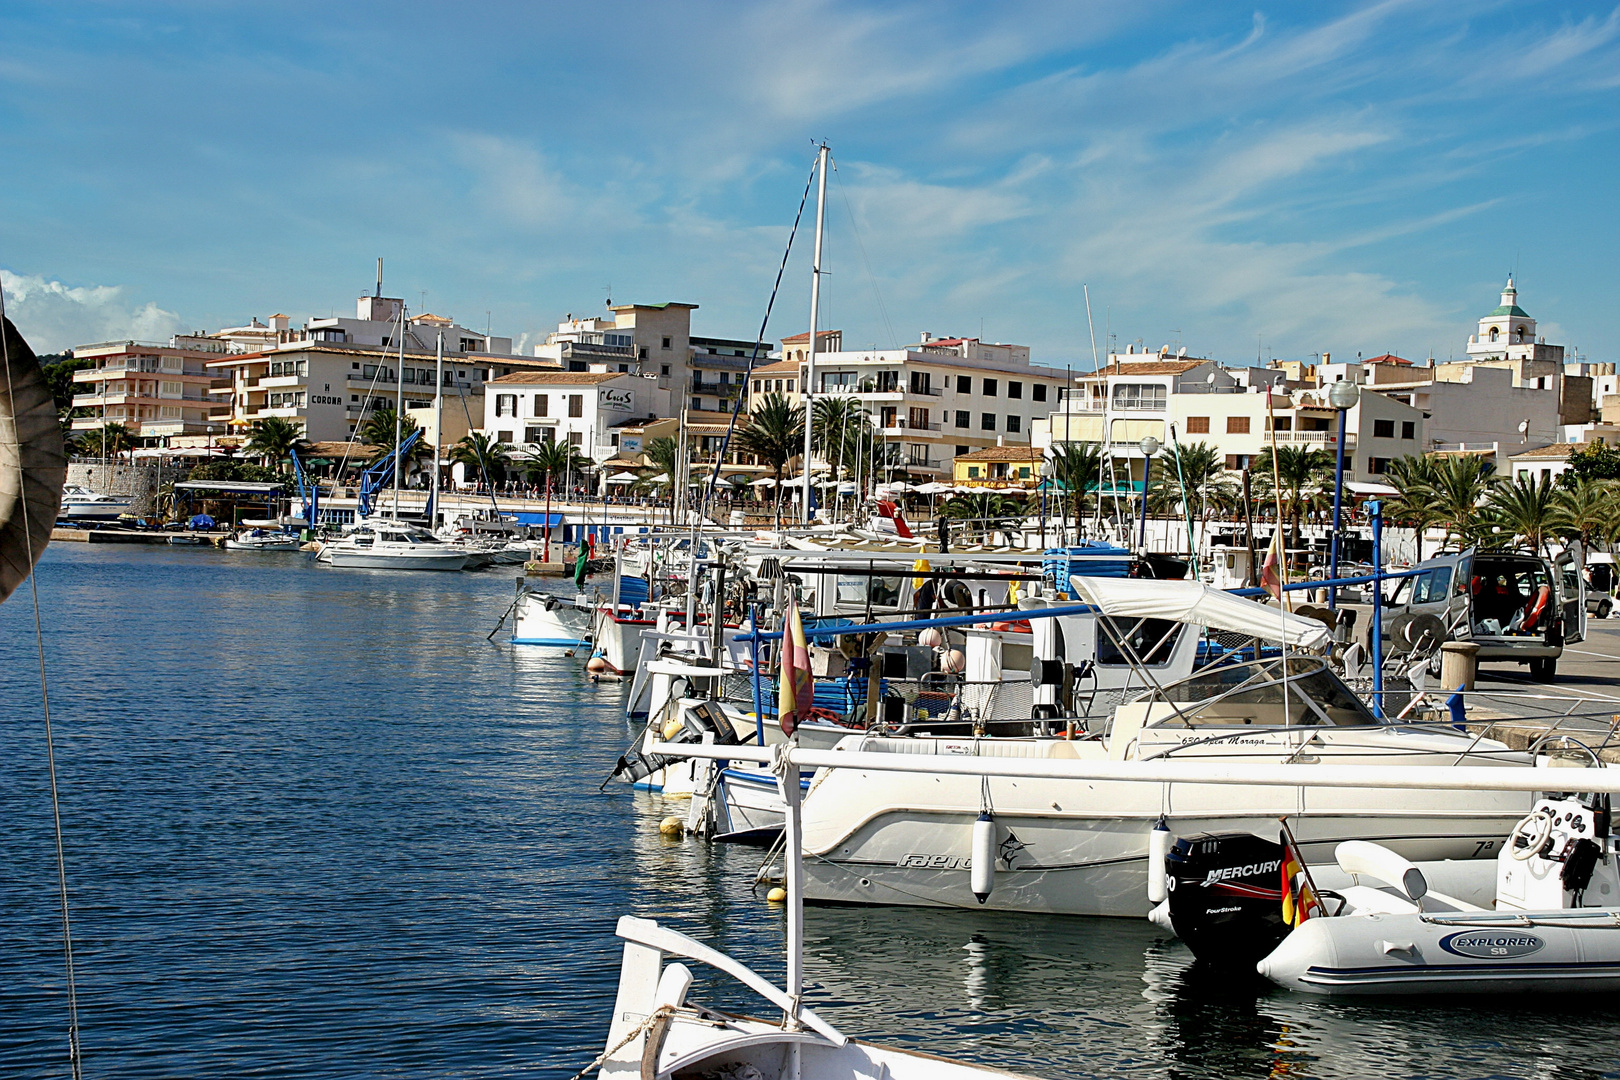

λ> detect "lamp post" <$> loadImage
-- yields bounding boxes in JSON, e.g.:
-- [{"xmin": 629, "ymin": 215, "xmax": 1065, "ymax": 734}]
[
  {"xmin": 1327, "ymin": 379, "xmax": 1360, "ymax": 609},
  {"xmin": 1138, "ymin": 435, "xmax": 1160, "ymax": 549},
  {"xmin": 1039, "ymin": 458, "xmax": 1055, "ymax": 548}
]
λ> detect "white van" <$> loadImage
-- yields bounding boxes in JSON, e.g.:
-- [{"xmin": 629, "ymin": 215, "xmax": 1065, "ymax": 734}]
[{"xmin": 1380, "ymin": 547, "xmax": 1585, "ymax": 681}]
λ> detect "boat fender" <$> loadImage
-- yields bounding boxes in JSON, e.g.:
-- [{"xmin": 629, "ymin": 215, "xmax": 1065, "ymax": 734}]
[
  {"xmin": 1147, "ymin": 899, "xmax": 1174, "ymax": 933},
  {"xmin": 971, "ymin": 812, "xmax": 996, "ymax": 904},
  {"xmin": 1147, "ymin": 819, "xmax": 1173, "ymax": 905}
]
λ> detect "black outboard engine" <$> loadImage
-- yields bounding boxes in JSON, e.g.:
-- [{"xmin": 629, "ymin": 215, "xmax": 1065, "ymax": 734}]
[{"xmin": 1166, "ymin": 832, "xmax": 1288, "ymax": 967}]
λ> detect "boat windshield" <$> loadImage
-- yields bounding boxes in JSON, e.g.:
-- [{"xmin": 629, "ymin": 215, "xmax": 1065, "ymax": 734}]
[{"xmin": 1149, "ymin": 657, "xmax": 1379, "ymax": 728}]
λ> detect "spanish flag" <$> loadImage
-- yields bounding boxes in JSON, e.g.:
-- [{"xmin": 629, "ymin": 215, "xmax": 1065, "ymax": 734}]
[
  {"xmin": 778, "ymin": 597, "xmax": 814, "ymax": 737},
  {"xmin": 1280, "ymin": 835, "xmax": 1320, "ymax": 927}
]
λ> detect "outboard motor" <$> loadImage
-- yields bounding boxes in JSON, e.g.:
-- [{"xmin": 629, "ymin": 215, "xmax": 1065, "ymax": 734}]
[{"xmin": 1166, "ymin": 832, "xmax": 1288, "ymax": 967}]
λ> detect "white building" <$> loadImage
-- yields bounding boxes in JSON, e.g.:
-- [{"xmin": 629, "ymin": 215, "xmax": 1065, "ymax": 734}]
[
  {"xmin": 747, "ymin": 332, "xmax": 1068, "ymax": 476},
  {"xmin": 483, "ymin": 371, "xmax": 660, "ymax": 464}
]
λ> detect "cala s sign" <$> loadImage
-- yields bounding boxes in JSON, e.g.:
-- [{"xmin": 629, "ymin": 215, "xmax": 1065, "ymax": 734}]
[
  {"xmin": 598, "ymin": 387, "xmax": 634, "ymax": 413},
  {"xmin": 1439, "ymin": 931, "xmax": 1545, "ymax": 959}
]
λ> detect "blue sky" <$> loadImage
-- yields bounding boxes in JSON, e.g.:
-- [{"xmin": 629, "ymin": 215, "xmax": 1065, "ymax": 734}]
[{"xmin": 1, "ymin": 1, "xmax": 1616, "ymax": 366}]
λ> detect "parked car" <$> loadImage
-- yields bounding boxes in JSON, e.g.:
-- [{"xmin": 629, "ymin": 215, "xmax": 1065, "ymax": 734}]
[
  {"xmin": 1380, "ymin": 547, "xmax": 1584, "ymax": 682},
  {"xmin": 1587, "ymin": 553, "xmax": 1616, "ymax": 619}
]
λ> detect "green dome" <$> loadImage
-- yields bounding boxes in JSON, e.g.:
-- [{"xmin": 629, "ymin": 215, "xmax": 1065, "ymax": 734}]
[{"xmin": 1488, "ymin": 304, "xmax": 1531, "ymax": 318}]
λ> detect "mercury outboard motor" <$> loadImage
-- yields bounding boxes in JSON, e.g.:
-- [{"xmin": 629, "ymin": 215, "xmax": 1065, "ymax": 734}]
[{"xmin": 1166, "ymin": 832, "xmax": 1288, "ymax": 967}]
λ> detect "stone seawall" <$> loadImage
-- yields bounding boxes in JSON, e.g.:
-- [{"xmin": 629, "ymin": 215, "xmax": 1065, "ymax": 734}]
[{"xmin": 68, "ymin": 462, "xmax": 163, "ymax": 516}]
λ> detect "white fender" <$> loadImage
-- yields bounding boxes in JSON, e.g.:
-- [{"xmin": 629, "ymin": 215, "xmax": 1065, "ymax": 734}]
[
  {"xmin": 971, "ymin": 812, "xmax": 996, "ymax": 904},
  {"xmin": 1147, "ymin": 820, "xmax": 1173, "ymax": 904}
]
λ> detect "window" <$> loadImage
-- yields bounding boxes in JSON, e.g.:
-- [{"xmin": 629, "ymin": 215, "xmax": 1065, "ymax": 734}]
[
  {"xmin": 1489, "ymin": 327, "xmax": 1499, "ymax": 342},
  {"xmin": 955, "ymin": 410, "xmax": 970, "ymax": 428},
  {"xmin": 524, "ymin": 426, "xmax": 546, "ymax": 444},
  {"xmin": 968, "ymin": 465, "xmax": 981, "ymax": 478},
  {"xmin": 1112, "ymin": 383, "xmax": 1166, "ymax": 411},
  {"xmin": 1373, "ymin": 419, "xmax": 1395, "ymax": 438},
  {"xmin": 958, "ymin": 376, "xmax": 972, "ymax": 395},
  {"xmin": 909, "ymin": 371, "xmax": 932, "ymax": 394},
  {"xmin": 786, "ymin": 380, "xmax": 795, "ymax": 392},
  {"xmin": 983, "ymin": 378, "xmax": 998, "ymax": 397},
  {"xmin": 535, "ymin": 394, "xmax": 549, "ymax": 417},
  {"xmin": 981, "ymin": 413, "xmax": 996, "ymax": 431},
  {"xmin": 1226, "ymin": 416, "xmax": 1250, "ymax": 434},
  {"xmin": 1225, "ymin": 454, "xmax": 1249, "ymax": 469},
  {"xmin": 907, "ymin": 443, "xmax": 929, "ymax": 465},
  {"xmin": 159, "ymin": 406, "xmax": 181, "ymax": 419},
  {"xmin": 495, "ymin": 394, "xmax": 517, "ymax": 417},
  {"xmin": 568, "ymin": 395, "xmax": 583, "ymax": 417},
  {"xmin": 1008, "ymin": 381, "xmax": 1023, "ymax": 399},
  {"xmin": 568, "ymin": 431, "xmax": 584, "ymax": 447},
  {"xmin": 352, "ymin": 362, "xmax": 360, "ymax": 370},
  {"xmin": 661, "ymin": 337, "xmax": 672, "ymax": 349},
  {"xmin": 638, "ymin": 346, "xmax": 649, "ymax": 359},
  {"xmin": 822, "ymin": 371, "xmax": 859, "ymax": 391},
  {"xmin": 1401, "ymin": 421, "xmax": 1415, "ymax": 440},
  {"xmin": 350, "ymin": 395, "xmax": 359, "ymax": 402},
  {"xmin": 1369, "ymin": 457, "xmax": 1392, "ymax": 475},
  {"xmin": 1268, "ymin": 415, "xmax": 1292, "ymax": 431},
  {"xmin": 909, "ymin": 407, "xmax": 930, "ymax": 429},
  {"xmin": 498, "ymin": 430, "xmax": 514, "ymax": 444},
  {"xmin": 1187, "ymin": 416, "xmax": 1210, "ymax": 434},
  {"xmin": 1006, "ymin": 415, "xmax": 1021, "ymax": 433},
  {"xmin": 660, "ymin": 364, "xmax": 670, "ymax": 376},
  {"xmin": 1412, "ymin": 567, "xmax": 1453, "ymax": 604},
  {"xmin": 159, "ymin": 380, "xmax": 183, "ymax": 397},
  {"xmin": 1032, "ymin": 383, "xmax": 1047, "ymax": 402},
  {"xmin": 691, "ymin": 398, "xmax": 702, "ymax": 411},
  {"xmin": 956, "ymin": 445, "xmax": 968, "ymax": 457}
]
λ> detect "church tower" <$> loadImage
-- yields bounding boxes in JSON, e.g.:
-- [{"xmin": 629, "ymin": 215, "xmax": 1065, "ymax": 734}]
[{"xmin": 1467, "ymin": 276, "xmax": 1536, "ymax": 360}]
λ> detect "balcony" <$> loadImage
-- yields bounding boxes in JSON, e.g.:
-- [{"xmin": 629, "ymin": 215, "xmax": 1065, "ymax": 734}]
[{"xmin": 907, "ymin": 385, "xmax": 944, "ymax": 397}]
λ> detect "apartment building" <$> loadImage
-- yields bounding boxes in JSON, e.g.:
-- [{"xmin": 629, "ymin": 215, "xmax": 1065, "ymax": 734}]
[
  {"xmin": 70, "ymin": 339, "xmax": 225, "ymax": 438},
  {"xmin": 483, "ymin": 371, "xmax": 661, "ymax": 464},
  {"xmin": 1035, "ymin": 352, "xmax": 1423, "ymax": 480},
  {"xmin": 746, "ymin": 332, "xmax": 1067, "ymax": 477}
]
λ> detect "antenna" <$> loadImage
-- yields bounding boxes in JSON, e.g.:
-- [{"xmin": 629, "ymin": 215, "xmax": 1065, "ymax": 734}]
[{"xmin": 375, "ymin": 258, "xmax": 383, "ymax": 298}]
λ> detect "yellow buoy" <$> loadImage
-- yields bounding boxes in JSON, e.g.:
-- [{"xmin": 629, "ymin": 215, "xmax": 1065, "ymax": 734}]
[
  {"xmin": 659, "ymin": 815, "xmax": 685, "ymax": 837},
  {"xmin": 662, "ymin": 718, "xmax": 684, "ymax": 740},
  {"xmin": 766, "ymin": 887, "xmax": 788, "ymax": 903}
]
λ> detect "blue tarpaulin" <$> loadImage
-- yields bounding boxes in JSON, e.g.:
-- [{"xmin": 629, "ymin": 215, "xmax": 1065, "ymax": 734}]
[
  {"xmin": 188, "ymin": 514, "xmax": 217, "ymax": 530},
  {"xmin": 511, "ymin": 512, "xmax": 564, "ymax": 526}
]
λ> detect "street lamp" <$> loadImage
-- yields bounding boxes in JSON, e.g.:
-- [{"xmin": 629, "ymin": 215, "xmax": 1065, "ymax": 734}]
[
  {"xmin": 1039, "ymin": 458, "xmax": 1056, "ymax": 548},
  {"xmin": 1326, "ymin": 378, "xmax": 1361, "ymax": 608},
  {"xmin": 1138, "ymin": 435, "xmax": 1161, "ymax": 548}
]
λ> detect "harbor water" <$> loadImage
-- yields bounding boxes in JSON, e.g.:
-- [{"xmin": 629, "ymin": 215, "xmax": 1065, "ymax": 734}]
[{"xmin": 6, "ymin": 544, "xmax": 1620, "ymax": 1079}]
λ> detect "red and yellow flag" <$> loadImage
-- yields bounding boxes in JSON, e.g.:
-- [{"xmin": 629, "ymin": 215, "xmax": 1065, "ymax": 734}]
[
  {"xmin": 778, "ymin": 598, "xmax": 813, "ymax": 737},
  {"xmin": 1280, "ymin": 837, "xmax": 1321, "ymax": 928}
]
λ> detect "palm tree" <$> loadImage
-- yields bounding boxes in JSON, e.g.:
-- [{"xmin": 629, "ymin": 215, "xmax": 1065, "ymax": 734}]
[
  {"xmin": 941, "ymin": 492, "xmax": 1024, "ymax": 543},
  {"xmin": 358, "ymin": 406, "xmax": 426, "ymax": 463},
  {"xmin": 80, "ymin": 422, "xmax": 133, "ymax": 460},
  {"xmin": 522, "ymin": 438, "xmax": 591, "ymax": 492},
  {"xmin": 1485, "ymin": 473, "xmax": 1560, "ymax": 555},
  {"xmin": 736, "ymin": 393, "xmax": 805, "ymax": 528},
  {"xmin": 639, "ymin": 436, "xmax": 681, "ymax": 523},
  {"xmin": 1551, "ymin": 477, "xmax": 1620, "ymax": 552},
  {"xmin": 448, "ymin": 431, "xmax": 513, "ymax": 488},
  {"xmin": 1384, "ymin": 454, "xmax": 1445, "ymax": 561},
  {"xmin": 243, "ymin": 417, "xmax": 308, "ymax": 473},
  {"xmin": 811, "ymin": 396, "xmax": 866, "ymax": 475},
  {"xmin": 1161, "ymin": 440, "xmax": 1235, "ymax": 543},
  {"xmin": 1424, "ymin": 454, "xmax": 1496, "ymax": 549},
  {"xmin": 1251, "ymin": 446, "xmax": 1335, "ymax": 550},
  {"xmin": 1047, "ymin": 442, "xmax": 1102, "ymax": 531}
]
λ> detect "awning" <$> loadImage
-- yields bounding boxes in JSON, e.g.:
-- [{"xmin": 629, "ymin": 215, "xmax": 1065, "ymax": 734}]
[
  {"xmin": 510, "ymin": 512, "xmax": 564, "ymax": 526},
  {"xmin": 606, "ymin": 471, "xmax": 640, "ymax": 482},
  {"xmin": 1346, "ymin": 481, "xmax": 1400, "ymax": 496},
  {"xmin": 1070, "ymin": 577, "xmax": 1331, "ymax": 650},
  {"xmin": 750, "ymin": 477, "xmax": 777, "ymax": 487},
  {"xmin": 173, "ymin": 480, "xmax": 284, "ymax": 494}
]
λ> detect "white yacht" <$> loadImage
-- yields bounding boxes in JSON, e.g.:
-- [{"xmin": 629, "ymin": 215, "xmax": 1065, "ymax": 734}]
[
  {"xmin": 57, "ymin": 484, "xmax": 134, "ymax": 520},
  {"xmin": 224, "ymin": 528, "xmax": 302, "ymax": 551},
  {"xmin": 317, "ymin": 519, "xmax": 469, "ymax": 571}
]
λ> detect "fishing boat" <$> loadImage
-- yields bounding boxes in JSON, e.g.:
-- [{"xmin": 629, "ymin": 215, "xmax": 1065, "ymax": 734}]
[{"xmin": 57, "ymin": 483, "xmax": 134, "ymax": 520}]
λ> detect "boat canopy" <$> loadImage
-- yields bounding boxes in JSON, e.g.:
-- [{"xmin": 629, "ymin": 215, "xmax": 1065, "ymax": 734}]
[
  {"xmin": 1070, "ymin": 576, "xmax": 1331, "ymax": 650},
  {"xmin": 0, "ymin": 316, "xmax": 66, "ymax": 604}
]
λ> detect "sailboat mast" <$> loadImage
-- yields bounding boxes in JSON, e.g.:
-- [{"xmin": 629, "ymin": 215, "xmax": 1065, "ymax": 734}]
[
  {"xmin": 393, "ymin": 301, "xmax": 406, "ymax": 519},
  {"xmin": 430, "ymin": 329, "xmax": 444, "ymax": 528},
  {"xmin": 800, "ymin": 142, "xmax": 829, "ymax": 525}
]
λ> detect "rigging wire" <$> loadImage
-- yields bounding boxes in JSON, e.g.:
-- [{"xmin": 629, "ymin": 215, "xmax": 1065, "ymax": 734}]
[
  {"xmin": 700, "ymin": 155, "xmax": 819, "ymax": 516},
  {"xmin": 831, "ymin": 162, "xmax": 899, "ymax": 351},
  {"xmin": 0, "ymin": 285, "xmax": 84, "ymax": 1079}
]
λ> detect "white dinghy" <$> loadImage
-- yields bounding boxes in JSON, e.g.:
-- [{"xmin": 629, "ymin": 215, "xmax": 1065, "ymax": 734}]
[{"xmin": 1256, "ymin": 794, "xmax": 1620, "ymax": 995}]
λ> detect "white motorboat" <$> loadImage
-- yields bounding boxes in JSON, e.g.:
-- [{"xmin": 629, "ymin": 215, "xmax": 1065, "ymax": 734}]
[
  {"xmin": 795, "ymin": 658, "xmax": 1529, "ymax": 917},
  {"xmin": 224, "ymin": 528, "xmax": 302, "ymax": 551},
  {"xmin": 318, "ymin": 519, "xmax": 469, "ymax": 571},
  {"xmin": 57, "ymin": 484, "xmax": 134, "ymax": 520}
]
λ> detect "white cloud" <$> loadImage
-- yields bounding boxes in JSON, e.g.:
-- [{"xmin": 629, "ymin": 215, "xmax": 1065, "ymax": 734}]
[{"xmin": 1, "ymin": 270, "xmax": 185, "ymax": 354}]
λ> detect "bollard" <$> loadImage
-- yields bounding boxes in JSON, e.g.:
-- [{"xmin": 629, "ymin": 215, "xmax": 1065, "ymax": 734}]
[{"xmin": 1440, "ymin": 640, "xmax": 1481, "ymax": 693}]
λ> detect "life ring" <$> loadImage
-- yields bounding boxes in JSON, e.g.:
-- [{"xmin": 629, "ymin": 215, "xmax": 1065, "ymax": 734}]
[
  {"xmin": 1522, "ymin": 585, "xmax": 1551, "ymax": 632},
  {"xmin": 1509, "ymin": 809, "xmax": 1553, "ymax": 861}
]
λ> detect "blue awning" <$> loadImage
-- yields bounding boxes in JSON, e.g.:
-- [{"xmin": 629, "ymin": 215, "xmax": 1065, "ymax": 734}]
[{"xmin": 511, "ymin": 512, "xmax": 564, "ymax": 526}]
